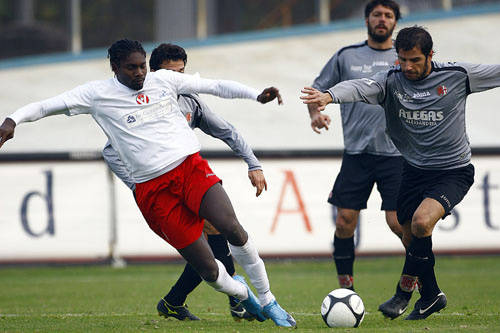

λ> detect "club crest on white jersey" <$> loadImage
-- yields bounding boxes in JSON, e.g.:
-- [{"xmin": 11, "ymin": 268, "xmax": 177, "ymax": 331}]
[{"xmin": 136, "ymin": 93, "xmax": 150, "ymax": 105}]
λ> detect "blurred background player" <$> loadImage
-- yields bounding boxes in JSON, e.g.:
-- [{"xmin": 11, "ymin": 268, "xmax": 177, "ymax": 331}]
[
  {"xmin": 301, "ymin": 26, "xmax": 500, "ymax": 320},
  {"xmin": 0, "ymin": 39, "xmax": 296, "ymax": 327},
  {"xmin": 102, "ymin": 43, "xmax": 266, "ymax": 321},
  {"xmin": 307, "ymin": 0, "xmax": 405, "ymax": 291}
]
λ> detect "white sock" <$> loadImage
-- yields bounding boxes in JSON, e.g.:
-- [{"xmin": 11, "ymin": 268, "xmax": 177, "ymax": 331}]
[
  {"xmin": 205, "ymin": 259, "xmax": 248, "ymax": 300},
  {"xmin": 229, "ymin": 236, "xmax": 275, "ymax": 306}
]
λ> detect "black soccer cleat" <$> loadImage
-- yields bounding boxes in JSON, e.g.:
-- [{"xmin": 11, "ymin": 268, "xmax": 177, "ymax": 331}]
[
  {"xmin": 405, "ymin": 292, "xmax": 447, "ymax": 320},
  {"xmin": 157, "ymin": 298, "xmax": 200, "ymax": 321},
  {"xmin": 230, "ymin": 301, "xmax": 255, "ymax": 321},
  {"xmin": 378, "ymin": 294, "xmax": 410, "ymax": 319}
]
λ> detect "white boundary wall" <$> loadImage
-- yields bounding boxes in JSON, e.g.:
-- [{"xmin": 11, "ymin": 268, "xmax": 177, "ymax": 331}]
[
  {"xmin": 1, "ymin": 156, "xmax": 499, "ymax": 262},
  {"xmin": 1, "ymin": 11, "xmax": 500, "ymax": 262}
]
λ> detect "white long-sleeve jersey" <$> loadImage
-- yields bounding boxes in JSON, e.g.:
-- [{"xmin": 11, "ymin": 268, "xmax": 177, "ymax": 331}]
[{"xmin": 9, "ymin": 69, "xmax": 260, "ymax": 183}]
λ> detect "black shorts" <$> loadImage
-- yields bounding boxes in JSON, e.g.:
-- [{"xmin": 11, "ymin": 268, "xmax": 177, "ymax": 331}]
[
  {"xmin": 397, "ymin": 162, "xmax": 475, "ymax": 224},
  {"xmin": 328, "ymin": 153, "xmax": 404, "ymax": 211}
]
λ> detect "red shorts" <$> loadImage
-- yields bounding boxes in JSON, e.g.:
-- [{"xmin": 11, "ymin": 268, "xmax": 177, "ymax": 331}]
[{"xmin": 134, "ymin": 153, "xmax": 221, "ymax": 249}]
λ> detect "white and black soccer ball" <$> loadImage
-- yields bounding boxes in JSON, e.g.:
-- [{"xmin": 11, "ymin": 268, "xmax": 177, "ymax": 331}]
[{"xmin": 320, "ymin": 288, "xmax": 365, "ymax": 328}]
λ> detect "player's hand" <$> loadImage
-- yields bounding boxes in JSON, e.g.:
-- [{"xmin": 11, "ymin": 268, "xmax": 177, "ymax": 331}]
[
  {"xmin": 309, "ymin": 111, "xmax": 331, "ymax": 134},
  {"xmin": 0, "ymin": 118, "xmax": 16, "ymax": 149},
  {"xmin": 257, "ymin": 87, "xmax": 283, "ymax": 105},
  {"xmin": 248, "ymin": 169, "xmax": 267, "ymax": 197},
  {"xmin": 300, "ymin": 87, "xmax": 333, "ymax": 111}
]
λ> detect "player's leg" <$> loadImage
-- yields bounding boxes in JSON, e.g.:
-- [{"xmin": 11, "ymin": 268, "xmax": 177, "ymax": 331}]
[
  {"xmin": 403, "ymin": 198, "xmax": 447, "ymax": 320},
  {"xmin": 175, "ymin": 232, "xmax": 267, "ymax": 321},
  {"xmin": 134, "ymin": 190, "xmax": 203, "ymax": 321},
  {"xmin": 134, "ymin": 155, "xmax": 263, "ymax": 323},
  {"xmin": 199, "ymin": 182, "xmax": 296, "ymax": 327},
  {"xmin": 204, "ymin": 221, "xmax": 253, "ymax": 321},
  {"xmin": 159, "ymin": 263, "xmax": 202, "ymax": 321},
  {"xmin": 204, "ymin": 223, "xmax": 236, "ymax": 279},
  {"xmin": 381, "ymin": 163, "xmax": 474, "ymax": 320},
  {"xmin": 405, "ymin": 164, "xmax": 474, "ymax": 320},
  {"xmin": 328, "ymin": 153, "xmax": 374, "ymax": 290},
  {"xmin": 385, "ymin": 211, "xmax": 403, "ymax": 241},
  {"xmin": 158, "ymin": 221, "xmax": 243, "ymax": 321},
  {"xmin": 375, "ymin": 155, "xmax": 405, "ymax": 243},
  {"xmin": 333, "ymin": 208, "xmax": 360, "ymax": 290},
  {"xmin": 379, "ymin": 160, "xmax": 423, "ymax": 319}
]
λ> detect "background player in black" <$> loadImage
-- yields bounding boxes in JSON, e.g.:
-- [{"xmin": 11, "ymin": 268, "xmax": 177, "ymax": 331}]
[{"xmin": 308, "ymin": 0, "xmax": 405, "ymax": 291}]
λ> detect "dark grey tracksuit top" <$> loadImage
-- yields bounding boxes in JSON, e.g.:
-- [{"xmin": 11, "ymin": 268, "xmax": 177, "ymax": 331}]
[
  {"xmin": 312, "ymin": 40, "xmax": 400, "ymax": 156},
  {"xmin": 327, "ymin": 61, "xmax": 500, "ymax": 169}
]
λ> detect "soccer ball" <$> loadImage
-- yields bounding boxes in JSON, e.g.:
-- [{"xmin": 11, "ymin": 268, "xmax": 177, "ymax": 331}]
[{"xmin": 320, "ymin": 288, "xmax": 365, "ymax": 328}]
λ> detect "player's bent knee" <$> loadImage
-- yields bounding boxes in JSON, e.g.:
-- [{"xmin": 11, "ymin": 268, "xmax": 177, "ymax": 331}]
[
  {"xmin": 411, "ymin": 215, "xmax": 433, "ymax": 237},
  {"xmin": 198, "ymin": 263, "xmax": 219, "ymax": 282},
  {"xmin": 225, "ymin": 227, "xmax": 248, "ymax": 247},
  {"xmin": 335, "ymin": 223, "xmax": 356, "ymax": 238},
  {"xmin": 335, "ymin": 215, "xmax": 357, "ymax": 237}
]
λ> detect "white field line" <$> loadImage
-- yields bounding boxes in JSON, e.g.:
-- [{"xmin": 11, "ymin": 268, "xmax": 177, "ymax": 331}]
[{"xmin": 0, "ymin": 311, "xmax": 498, "ymax": 318}]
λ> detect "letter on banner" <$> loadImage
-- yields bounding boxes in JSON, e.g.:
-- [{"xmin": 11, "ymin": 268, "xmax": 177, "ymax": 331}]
[
  {"xmin": 271, "ymin": 170, "xmax": 312, "ymax": 233},
  {"xmin": 481, "ymin": 173, "xmax": 499, "ymax": 230},
  {"xmin": 20, "ymin": 170, "xmax": 55, "ymax": 237}
]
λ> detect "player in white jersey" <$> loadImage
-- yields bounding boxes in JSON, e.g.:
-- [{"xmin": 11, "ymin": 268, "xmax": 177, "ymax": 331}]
[
  {"xmin": 103, "ymin": 43, "xmax": 263, "ymax": 321},
  {"xmin": 308, "ymin": 0, "xmax": 405, "ymax": 292},
  {"xmin": 0, "ymin": 39, "xmax": 295, "ymax": 327},
  {"xmin": 302, "ymin": 26, "xmax": 500, "ymax": 320}
]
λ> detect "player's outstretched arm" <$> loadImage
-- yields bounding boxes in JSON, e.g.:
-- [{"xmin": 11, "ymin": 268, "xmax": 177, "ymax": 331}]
[
  {"xmin": 257, "ymin": 87, "xmax": 283, "ymax": 105},
  {"xmin": 248, "ymin": 169, "xmax": 267, "ymax": 197},
  {"xmin": 308, "ymin": 104, "xmax": 331, "ymax": 134},
  {"xmin": 300, "ymin": 87, "xmax": 333, "ymax": 111},
  {"xmin": 0, "ymin": 118, "xmax": 16, "ymax": 149}
]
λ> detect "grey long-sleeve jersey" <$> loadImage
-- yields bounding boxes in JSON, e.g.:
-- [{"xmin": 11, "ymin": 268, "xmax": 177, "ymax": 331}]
[
  {"xmin": 103, "ymin": 93, "xmax": 262, "ymax": 190},
  {"xmin": 327, "ymin": 61, "xmax": 500, "ymax": 169},
  {"xmin": 312, "ymin": 41, "xmax": 400, "ymax": 156}
]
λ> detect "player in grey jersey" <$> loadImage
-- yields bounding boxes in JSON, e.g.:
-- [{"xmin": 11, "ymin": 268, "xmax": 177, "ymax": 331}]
[
  {"xmin": 302, "ymin": 26, "xmax": 500, "ymax": 320},
  {"xmin": 103, "ymin": 43, "xmax": 265, "ymax": 321},
  {"xmin": 308, "ymin": 0, "xmax": 405, "ymax": 291}
]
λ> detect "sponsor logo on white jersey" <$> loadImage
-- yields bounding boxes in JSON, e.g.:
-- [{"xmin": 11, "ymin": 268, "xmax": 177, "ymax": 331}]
[
  {"xmin": 399, "ymin": 109, "xmax": 444, "ymax": 126},
  {"xmin": 124, "ymin": 100, "xmax": 172, "ymax": 129},
  {"xmin": 372, "ymin": 61, "xmax": 389, "ymax": 67}
]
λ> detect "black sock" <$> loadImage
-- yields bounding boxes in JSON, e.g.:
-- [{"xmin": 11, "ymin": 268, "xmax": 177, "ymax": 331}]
[
  {"xmin": 395, "ymin": 249, "xmax": 417, "ymax": 300},
  {"xmin": 208, "ymin": 234, "xmax": 236, "ymax": 304},
  {"xmin": 399, "ymin": 235, "xmax": 439, "ymax": 300},
  {"xmin": 333, "ymin": 235, "xmax": 355, "ymax": 288},
  {"xmin": 164, "ymin": 263, "xmax": 203, "ymax": 306},
  {"xmin": 419, "ymin": 250, "xmax": 440, "ymax": 299},
  {"xmin": 208, "ymin": 234, "xmax": 235, "ymax": 276}
]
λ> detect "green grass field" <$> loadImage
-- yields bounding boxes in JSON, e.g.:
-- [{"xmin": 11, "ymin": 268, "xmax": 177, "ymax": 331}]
[{"xmin": 1, "ymin": 256, "xmax": 499, "ymax": 332}]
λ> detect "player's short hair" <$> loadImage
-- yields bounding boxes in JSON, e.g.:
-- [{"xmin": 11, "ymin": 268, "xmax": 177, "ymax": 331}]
[
  {"xmin": 107, "ymin": 39, "xmax": 146, "ymax": 67},
  {"xmin": 365, "ymin": 0, "xmax": 401, "ymax": 21},
  {"xmin": 149, "ymin": 43, "xmax": 187, "ymax": 71},
  {"xmin": 395, "ymin": 26, "xmax": 433, "ymax": 57}
]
